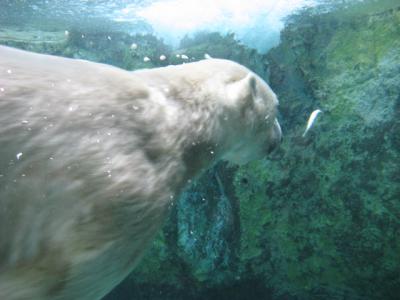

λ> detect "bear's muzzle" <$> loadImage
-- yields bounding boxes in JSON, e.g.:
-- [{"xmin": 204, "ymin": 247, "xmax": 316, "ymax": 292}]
[{"xmin": 267, "ymin": 118, "xmax": 282, "ymax": 154}]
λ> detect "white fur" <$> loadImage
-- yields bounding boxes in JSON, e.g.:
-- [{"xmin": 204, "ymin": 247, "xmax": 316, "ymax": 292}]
[{"xmin": 0, "ymin": 46, "xmax": 281, "ymax": 300}]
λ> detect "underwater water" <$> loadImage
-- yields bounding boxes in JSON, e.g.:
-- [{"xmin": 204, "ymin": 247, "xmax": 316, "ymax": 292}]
[{"xmin": 0, "ymin": 0, "xmax": 399, "ymax": 299}]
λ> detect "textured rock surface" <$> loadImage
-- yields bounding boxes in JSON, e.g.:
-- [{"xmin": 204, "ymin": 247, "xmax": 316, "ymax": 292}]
[
  {"xmin": 0, "ymin": 28, "xmax": 172, "ymax": 69},
  {"xmin": 118, "ymin": 5, "xmax": 400, "ymax": 300},
  {"xmin": 172, "ymin": 32, "xmax": 270, "ymax": 80},
  {"xmin": 237, "ymin": 5, "xmax": 400, "ymax": 299}
]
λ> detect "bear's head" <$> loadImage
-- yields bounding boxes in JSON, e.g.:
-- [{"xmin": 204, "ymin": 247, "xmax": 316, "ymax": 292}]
[
  {"xmin": 218, "ymin": 69, "xmax": 282, "ymax": 165},
  {"xmin": 137, "ymin": 58, "xmax": 281, "ymax": 168}
]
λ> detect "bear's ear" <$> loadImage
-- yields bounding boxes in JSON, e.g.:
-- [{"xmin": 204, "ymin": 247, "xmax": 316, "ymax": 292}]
[{"xmin": 226, "ymin": 73, "xmax": 258, "ymax": 107}]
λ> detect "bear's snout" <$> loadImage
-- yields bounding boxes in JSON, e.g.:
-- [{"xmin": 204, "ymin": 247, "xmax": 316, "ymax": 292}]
[{"xmin": 267, "ymin": 119, "xmax": 282, "ymax": 154}]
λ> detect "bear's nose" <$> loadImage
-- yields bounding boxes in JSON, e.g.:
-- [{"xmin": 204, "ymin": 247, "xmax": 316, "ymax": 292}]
[{"xmin": 267, "ymin": 119, "xmax": 282, "ymax": 154}]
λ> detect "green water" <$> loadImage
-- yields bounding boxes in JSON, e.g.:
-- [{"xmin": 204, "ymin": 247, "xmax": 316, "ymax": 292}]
[{"xmin": 0, "ymin": 1, "xmax": 399, "ymax": 299}]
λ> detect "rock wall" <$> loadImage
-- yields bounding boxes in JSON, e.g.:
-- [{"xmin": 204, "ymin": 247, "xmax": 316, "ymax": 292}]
[
  {"xmin": 238, "ymin": 6, "xmax": 400, "ymax": 299},
  {"xmin": 119, "ymin": 6, "xmax": 400, "ymax": 300}
]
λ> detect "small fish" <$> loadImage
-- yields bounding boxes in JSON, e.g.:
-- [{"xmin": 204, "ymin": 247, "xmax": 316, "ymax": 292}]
[
  {"xmin": 16, "ymin": 152, "xmax": 23, "ymax": 160},
  {"xmin": 204, "ymin": 53, "xmax": 212, "ymax": 59},
  {"xmin": 159, "ymin": 55, "xmax": 166, "ymax": 61},
  {"xmin": 181, "ymin": 54, "xmax": 189, "ymax": 60},
  {"xmin": 302, "ymin": 109, "xmax": 322, "ymax": 137},
  {"xmin": 143, "ymin": 56, "xmax": 150, "ymax": 62}
]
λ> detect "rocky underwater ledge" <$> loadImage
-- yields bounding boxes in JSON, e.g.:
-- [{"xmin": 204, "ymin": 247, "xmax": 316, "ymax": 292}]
[{"xmin": 1, "ymin": 3, "xmax": 399, "ymax": 300}]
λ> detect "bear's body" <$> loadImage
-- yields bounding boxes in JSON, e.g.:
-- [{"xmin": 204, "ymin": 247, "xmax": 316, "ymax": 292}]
[{"xmin": 0, "ymin": 46, "xmax": 281, "ymax": 300}]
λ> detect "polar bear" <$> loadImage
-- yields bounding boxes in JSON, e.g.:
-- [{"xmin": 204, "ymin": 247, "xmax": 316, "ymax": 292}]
[{"xmin": 0, "ymin": 46, "xmax": 281, "ymax": 300}]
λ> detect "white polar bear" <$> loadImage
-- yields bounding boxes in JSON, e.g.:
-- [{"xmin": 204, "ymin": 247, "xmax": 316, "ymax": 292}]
[{"xmin": 0, "ymin": 46, "xmax": 281, "ymax": 300}]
